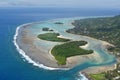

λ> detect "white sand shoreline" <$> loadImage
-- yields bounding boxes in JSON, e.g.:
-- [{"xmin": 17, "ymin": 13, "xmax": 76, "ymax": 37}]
[
  {"xmin": 14, "ymin": 18, "xmax": 117, "ymax": 74},
  {"xmin": 14, "ymin": 26, "xmax": 63, "ymax": 70}
]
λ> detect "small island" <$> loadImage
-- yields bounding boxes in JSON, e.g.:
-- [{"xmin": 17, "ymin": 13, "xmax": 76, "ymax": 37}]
[
  {"xmin": 16, "ymin": 16, "xmax": 117, "ymax": 80},
  {"xmin": 51, "ymin": 41, "xmax": 93, "ymax": 65},
  {"xmin": 37, "ymin": 33, "xmax": 70, "ymax": 42},
  {"xmin": 42, "ymin": 27, "xmax": 54, "ymax": 31},
  {"xmin": 54, "ymin": 22, "xmax": 63, "ymax": 24}
]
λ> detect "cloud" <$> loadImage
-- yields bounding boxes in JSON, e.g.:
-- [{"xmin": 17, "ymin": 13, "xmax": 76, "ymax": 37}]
[{"xmin": 0, "ymin": 0, "xmax": 120, "ymax": 9}]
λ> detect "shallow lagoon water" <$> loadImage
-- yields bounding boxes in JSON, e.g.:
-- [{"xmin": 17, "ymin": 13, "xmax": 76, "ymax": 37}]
[
  {"xmin": 15, "ymin": 17, "xmax": 117, "ymax": 80},
  {"xmin": 26, "ymin": 17, "xmax": 116, "ymax": 66},
  {"xmin": 0, "ymin": 7, "xmax": 119, "ymax": 80}
]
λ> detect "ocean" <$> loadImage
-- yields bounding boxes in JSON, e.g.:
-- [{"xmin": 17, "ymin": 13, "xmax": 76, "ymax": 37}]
[{"xmin": 0, "ymin": 7, "xmax": 120, "ymax": 80}]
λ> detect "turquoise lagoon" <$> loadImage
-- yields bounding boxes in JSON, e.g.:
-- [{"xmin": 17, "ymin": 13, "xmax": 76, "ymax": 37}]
[{"xmin": 0, "ymin": 7, "xmax": 119, "ymax": 80}]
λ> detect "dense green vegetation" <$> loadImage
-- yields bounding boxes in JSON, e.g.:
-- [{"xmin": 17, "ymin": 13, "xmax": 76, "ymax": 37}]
[
  {"xmin": 54, "ymin": 22, "xmax": 63, "ymax": 24},
  {"xmin": 66, "ymin": 15, "xmax": 120, "ymax": 80},
  {"xmin": 42, "ymin": 28, "xmax": 53, "ymax": 31},
  {"xmin": 67, "ymin": 15, "xmax": 120, "ymax": 54},
  {"xmin": 42, "ymin": 27, "xmax": 49, "ymax": 31},
  {"xmin": 89, "ymin": 63, "xmax": 120, "ymax": 80},
  {"xmin": 51, "ymin": 41, "xmax": 93, "ymax": 65},
  {"xmin": 37, "ymin": 33, "xmax": 70, "ymax": 42},
  {"xmin": 89, "ymin": 73, "xmax": 107, "ymax": 80},
  {"xmin": 104, "ymin": 63, "xmax": 120, "ymax": 80}
]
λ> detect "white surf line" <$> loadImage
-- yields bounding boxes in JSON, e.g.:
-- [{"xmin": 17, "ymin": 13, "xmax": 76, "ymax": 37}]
[
  {"xmin": 13, "ymin": 23, "xmax": 68, "ymax": 70},
  {"xmin": 75, "ymin": 72, "xmax": 88, "ymax": 80}
]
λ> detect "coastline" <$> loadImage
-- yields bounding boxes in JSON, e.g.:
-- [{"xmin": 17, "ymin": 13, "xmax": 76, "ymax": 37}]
[
  {"xmin": 82, "ymin": 64, "xmax": 116, "ymax": 74},
  {"xmin": 13, "ymin": 18, "xmax": 117, "ymax": 80},
  {"xmin": 14, "ymin": 21, "xmax": 93, "ymax": 69},
  {"xmin": 13, "ymin": 24, "xmax": 64, "ymax": 70},
  {"xmin": 80, "ymin": 43, "xmax": 89, "ymax": 49},
  {"xmin": 68, "ymin": 31, "xmax": 117, "ymax": 78}
]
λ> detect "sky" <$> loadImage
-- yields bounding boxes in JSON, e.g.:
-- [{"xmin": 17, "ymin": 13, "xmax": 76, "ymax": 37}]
[{"xmin": 0, "ymin": 0, "xmax": 120, "ymax": 9}]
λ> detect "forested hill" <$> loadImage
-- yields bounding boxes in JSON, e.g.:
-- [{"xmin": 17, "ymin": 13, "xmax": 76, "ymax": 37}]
[{"xmin": 67, "ymin": 15, "xmax": 120, "ymax": 54}]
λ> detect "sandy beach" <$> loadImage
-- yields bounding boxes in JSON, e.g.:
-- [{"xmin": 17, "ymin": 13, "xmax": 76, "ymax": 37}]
[
  {"xmin": 17, "ymin": 26, "xmax": 95, "ymax": 68},
  {"xmin": 81, "ymin": 64, "xmax": 116, "ymax": 74},
  {"xmin": 16, "ymin": 19, "xmax": 116, "ymax": 73},
  {"xmin": 17, "ymin": 25, "xmax": 62, "ymax": 68}
]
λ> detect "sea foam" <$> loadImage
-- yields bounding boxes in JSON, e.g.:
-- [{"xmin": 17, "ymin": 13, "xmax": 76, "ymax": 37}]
[
  {"xmin": 13, "ymin": 22, "xmax": 88, "ymax": 79},
  {"xmin": 76, "ymin": 73, "xmax": 88, "ymax": 80},
  {"xmin": 13, "ymin": 24, "xmax": 64, "ymax": 70}
]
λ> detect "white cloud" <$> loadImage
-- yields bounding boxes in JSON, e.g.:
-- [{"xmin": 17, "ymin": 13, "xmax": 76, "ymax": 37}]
[{"xmin": 0, "ymin": 0, "xmax": 120, "ymax": 9}]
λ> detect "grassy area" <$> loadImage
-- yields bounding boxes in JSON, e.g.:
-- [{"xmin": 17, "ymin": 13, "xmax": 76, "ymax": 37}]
[
  {"xmin": 89, "ymin": 63, "xmax": 120, "ymax": 80},
  {"xmin": 89, "ymin": 73, "xmax": 107, "ymax": 80},
  {"xmin": 51, "ymin": 41, "xmax": 93, "ymax": 65},
  {"xmin": 104, "ymin": 63, "xmax": 120, "ymax": 80},
  {"xmin": 37, "ymin": 33, "xmax": 70, "ymax": 42}
]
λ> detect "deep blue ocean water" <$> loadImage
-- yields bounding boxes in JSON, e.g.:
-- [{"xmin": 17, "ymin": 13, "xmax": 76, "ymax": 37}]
[{"xmin": 0, "ymin": 7, "xmax": 120, "ymax": 80}]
